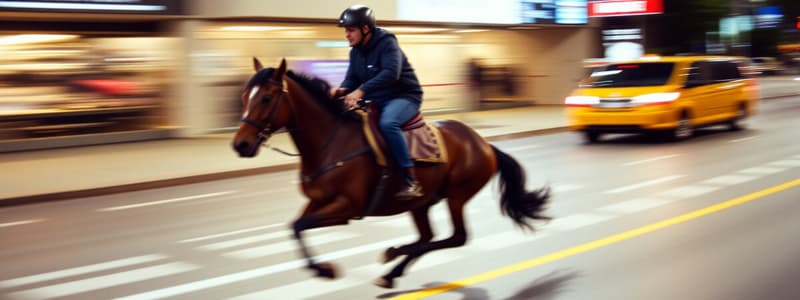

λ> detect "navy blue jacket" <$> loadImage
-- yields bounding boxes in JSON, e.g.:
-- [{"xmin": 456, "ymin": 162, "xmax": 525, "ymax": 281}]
[{"xmin": 340, "ymin": 28, "xmax": 423, "ymax": 104}]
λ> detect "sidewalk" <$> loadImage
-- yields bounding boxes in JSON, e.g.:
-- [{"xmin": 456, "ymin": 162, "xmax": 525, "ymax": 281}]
[{"xmin": 0, "ymin": 105, "xmax": 569, "ymax": 205}]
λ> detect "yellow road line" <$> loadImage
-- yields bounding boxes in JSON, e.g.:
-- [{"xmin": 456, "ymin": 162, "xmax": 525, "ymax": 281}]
[{"xmin": 392, "ymin": 178, "xmax": 800, "ymax": 300}]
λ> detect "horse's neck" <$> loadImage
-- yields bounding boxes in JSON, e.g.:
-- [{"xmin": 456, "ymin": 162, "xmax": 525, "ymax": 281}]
[{"xmin": 284, "ymin": 81, "xmax": 359, "ymax": 168}]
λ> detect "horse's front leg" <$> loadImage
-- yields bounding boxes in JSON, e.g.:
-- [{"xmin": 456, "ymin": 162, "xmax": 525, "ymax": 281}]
[{"xmin": 292, "ymin": 195, "xmax": 354, "ymax": 279}]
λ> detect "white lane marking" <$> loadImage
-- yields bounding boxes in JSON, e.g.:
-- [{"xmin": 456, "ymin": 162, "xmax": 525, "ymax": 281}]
[
  {"xmin": 597, "ymin": 198, "xmax": 674, "ymax": 214},
  {"xmin": 658, "ymin": 185, "xmax": 720, "ymax": 198},
  {"xmin": 702, "ymin": 174, "xmax": 757, "ymax": 186},
  {"xmin": 503, "ymin": 144, "xmax": 541, "ymax": 152},
  {"xmin": 199, "ymin": 230, "xmax": 291, "ymax": 251},
  {"xmin": 224, "ymin": 232, "xmax": 360, "ymax": 260},
  {"xmin": 622, "ymin": 154, "xmax": 680, "ymax": 166},
  {"xmin": 552, "ymin": 183, "xmax": 582, "ymax": 193},
  {"xmin": 729, "ymin": 136, "xmax": 757, "ymax": 143},
  {"xmin": 115, "ymin": 236, "xmax": 414, "ymax": 300},
  {"xmin": 0, "ymin": 219, "xmax": 44, "ymax": 228},
  {"xmin": 768, "ymin": 160, "xmax": 800, "ymax": 167},
  {"xmin": 604, "ymin": 175, "xmax": 684, "ymax": 194},
  {"xmin": 9, "ymin": 262, "xmax": 198, "ymax": 299},
  {"xmin": 178, "ymin": 223, "xmax": 285, "ymax": 244},
  {"xmin": 739, "ymin": 166, "xmax": 785, "ymax": 175},
  {"xmin": 98, "ymin": 191, "xmax": 236, "ymax": 212},
  {"xmin": 545, "ymin": 213, "xmax": 614, "ymax": 231},
  {"xmin": 0, "ymin": 254, "xmax": 167, "ymax": 289}
]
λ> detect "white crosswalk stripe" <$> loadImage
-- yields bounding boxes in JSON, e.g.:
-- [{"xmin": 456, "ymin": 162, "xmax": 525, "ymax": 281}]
[
  {"xmin": 8, "ymin": 262, "xmax": 198, "ymax": 299},
  {"xmin": 658, "ymin": 185, "xmax": 721, "ymax": 198},
  {"xmin": 199, "ymin": 230, "xmax": 292, "ymax": 251},
  {"xmin": 178, "ymin": 223, "xmax": 285, "ymax": 244},
  {"xmin": 604, "ymin": 175, "xmax": 684, "ymax": 194},
  {"xmin": 224, "ymin": 232, "xmax": 359, "ymax": 260},
  {"xmin": 598, "ymin": 198, "xmax": 674, "ymax": 214},
  {"xmin": 738, "ymin": 166, "xmax": 785, "ymax": 175},
  {"xmin": 544, "ymin": 213, "xmax": 614, "ymax": 231},
  {"xmin": 0, "ymin": 254, "xmax": 167, "ymax": 289},
  {"xmin": 702, "ymin": 174, "xmax": 757, "ymax": 186},
  {"xmin": 768, "ymin": 159, "xmax": 800, "ymax": 167}
]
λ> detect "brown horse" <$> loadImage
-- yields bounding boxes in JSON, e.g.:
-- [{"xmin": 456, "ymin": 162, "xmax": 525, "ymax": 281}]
[{"xmin": 232, "ymin": 58, "xmax": 550, "ymax": 288}]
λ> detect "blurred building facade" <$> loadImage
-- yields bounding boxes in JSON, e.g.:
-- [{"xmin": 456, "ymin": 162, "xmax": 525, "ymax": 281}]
[{"xmin": 0, "ymin": 0, "xmax": 600, "ymax": 152}]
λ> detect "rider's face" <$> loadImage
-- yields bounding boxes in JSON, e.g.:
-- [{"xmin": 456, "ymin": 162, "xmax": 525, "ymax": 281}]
[{"xmin": 344, "ymin": 26, "xmax": 368, "ymax": 47}]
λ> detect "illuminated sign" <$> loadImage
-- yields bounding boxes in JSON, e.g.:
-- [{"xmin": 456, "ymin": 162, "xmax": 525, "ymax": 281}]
[
  {"xmin": 0, "ymin": 0, "xmax": 184, "ymax": 14},
  {"xmin": 588, "ymin": 0, "xmax": 662, "ymax": 17},
  {"xmin": 397, "ymin": 0, "xmax": 587, "ymax": 25}
]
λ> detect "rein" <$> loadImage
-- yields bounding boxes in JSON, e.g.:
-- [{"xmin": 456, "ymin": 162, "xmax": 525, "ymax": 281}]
[{"xmin": 240, "ymin": 76, "xmax": 372, "ymax": 180}]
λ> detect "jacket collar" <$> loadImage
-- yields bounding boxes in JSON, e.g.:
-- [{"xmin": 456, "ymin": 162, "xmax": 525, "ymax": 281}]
[{"xmin": 357, "ymin": 28, "xmax": 389, "ymax": 52}]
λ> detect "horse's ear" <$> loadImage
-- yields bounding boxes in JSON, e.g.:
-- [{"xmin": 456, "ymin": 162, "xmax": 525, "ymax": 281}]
[
  {"xmin": 274, "ymin": 58, "xmax": 287, "ymax": 79},
  {"xmin": 253, "ymin": 57, "xmax": 263, "ymax": 72}
]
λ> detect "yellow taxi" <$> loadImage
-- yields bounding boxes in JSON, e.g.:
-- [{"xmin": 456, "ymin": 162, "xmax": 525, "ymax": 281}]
[{"xmin": 565, "ymin": 56, "xmax": 760, "ymax": 143}]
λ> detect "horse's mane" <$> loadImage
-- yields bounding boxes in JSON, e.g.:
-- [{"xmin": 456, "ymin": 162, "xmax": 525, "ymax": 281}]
[{"xmin": 246, "ymin": 67, "xmax": 350, "ymax": 120}]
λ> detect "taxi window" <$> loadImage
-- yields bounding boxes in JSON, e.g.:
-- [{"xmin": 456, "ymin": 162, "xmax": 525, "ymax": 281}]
[{"xmin": 583, "ymin": 63, "xmax": 675, "ymax": 87}]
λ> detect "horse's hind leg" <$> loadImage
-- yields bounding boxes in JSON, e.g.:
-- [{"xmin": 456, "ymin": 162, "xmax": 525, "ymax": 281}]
[
  {"xmin": 375, "ymin": 197, "xmax": 469, "ymax": 289},
  {"xmin": 382, "ymin": 204, "xmax": 435, "ymax": 264}
]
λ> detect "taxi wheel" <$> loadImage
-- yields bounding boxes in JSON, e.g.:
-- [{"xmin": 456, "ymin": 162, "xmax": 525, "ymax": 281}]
[
  {"xmin": 583, "ymin": 131, "xmax": 601, "ymax": 143},
  {"xmin": 728, "ymin": 104, "xmax": 747, "ymax": 131},
  {"xmin": 670, "ymin": 113, "xmax": 693, "ymax": 141}
]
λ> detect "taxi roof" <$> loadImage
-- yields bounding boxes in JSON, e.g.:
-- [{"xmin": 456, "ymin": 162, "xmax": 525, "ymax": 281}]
[{"xmin": 606, "ymin": 55, "xmax": 745, "ymax": 64}]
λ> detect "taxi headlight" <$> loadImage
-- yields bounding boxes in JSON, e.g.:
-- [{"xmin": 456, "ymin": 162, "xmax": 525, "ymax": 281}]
[
  {"xmin": 631, "ymin": 92, "xmax": 680, "ymax": 105},
  {"xmin": 565, "ymin": 95, "xmax": 600, "ymax": 107}
]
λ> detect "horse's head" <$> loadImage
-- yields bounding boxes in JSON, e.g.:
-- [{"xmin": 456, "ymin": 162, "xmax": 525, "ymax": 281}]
[{"xmin": 232, "ymin": 57, "xmax": 291, "ymax": 157}]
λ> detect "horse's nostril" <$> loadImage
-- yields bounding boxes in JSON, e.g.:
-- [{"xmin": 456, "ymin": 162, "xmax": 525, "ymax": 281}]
[{"xmin": 234, "ymin": 140, "xmax": 250, "ymax": 153}]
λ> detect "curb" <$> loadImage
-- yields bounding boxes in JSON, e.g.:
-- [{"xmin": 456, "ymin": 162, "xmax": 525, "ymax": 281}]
[{"xmin": 0, "ymin": 126, "xmax": 570, "ymax": 207}]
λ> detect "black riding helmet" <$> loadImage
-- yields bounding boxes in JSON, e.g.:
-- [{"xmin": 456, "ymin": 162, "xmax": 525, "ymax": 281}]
[{"xmin": 338, "ymin": 5, "xmax": 375, "ymax": 30}]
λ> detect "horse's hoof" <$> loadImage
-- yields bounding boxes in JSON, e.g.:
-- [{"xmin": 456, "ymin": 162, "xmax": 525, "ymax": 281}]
[
  {"xmin": 313, "ymin": 262, "xmax": 339, "ymax": 279},
  {"xmin": 373, "ymin": 277, "xmax": 394, "ymax": 289},
  {"xmin": 381, "ymin": 247, "xmax": 399, "ymax": 264}
]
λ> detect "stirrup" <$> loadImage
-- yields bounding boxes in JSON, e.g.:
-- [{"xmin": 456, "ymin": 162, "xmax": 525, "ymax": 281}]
[{"xmin": 395, "ymin": 181, "xmax": 423, "ymax": 200}]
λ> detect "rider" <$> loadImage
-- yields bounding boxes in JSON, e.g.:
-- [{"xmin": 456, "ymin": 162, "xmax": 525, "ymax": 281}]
[{"xmin": 329, "ymin": 4, "xmax": 424, "ymax": 199}]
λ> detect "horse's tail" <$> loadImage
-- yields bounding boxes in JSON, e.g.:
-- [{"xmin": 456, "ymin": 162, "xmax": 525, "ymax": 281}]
[{"xmin": 492, "ymin": 145, "xmax": 551, "ymax": 231}]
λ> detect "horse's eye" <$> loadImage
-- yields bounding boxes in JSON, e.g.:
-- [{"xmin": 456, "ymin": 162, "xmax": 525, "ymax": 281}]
[{"xmin": 261, "ymin": 95, "xmax": 272, "ymax": 102}]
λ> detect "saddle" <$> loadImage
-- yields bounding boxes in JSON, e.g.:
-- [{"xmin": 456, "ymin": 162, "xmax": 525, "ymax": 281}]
[{"xmin": 356, "ymin": 102, "xmax": 447, "ymax": 166}]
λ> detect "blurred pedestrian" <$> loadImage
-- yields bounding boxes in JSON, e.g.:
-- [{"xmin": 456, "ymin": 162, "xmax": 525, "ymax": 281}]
[{"xmin": 467, "ymin": 58, "xmax": 484, "ymax": 111}]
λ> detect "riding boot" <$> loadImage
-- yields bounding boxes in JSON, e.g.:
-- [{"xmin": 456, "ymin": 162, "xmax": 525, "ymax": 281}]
[{"xmin": 395, "ymin": 167, "xmax": 423, "ymax": 200}]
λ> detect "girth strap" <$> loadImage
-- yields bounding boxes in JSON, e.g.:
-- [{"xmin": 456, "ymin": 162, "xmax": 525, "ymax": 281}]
[{"xmin": 301, "ymin": 147, "xmax": 372, "ymax": 183}]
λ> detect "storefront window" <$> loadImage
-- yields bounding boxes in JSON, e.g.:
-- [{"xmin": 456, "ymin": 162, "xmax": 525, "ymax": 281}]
[{"xmin": 0, "ymin": 33, "xmax": 174, "ymax": 143}]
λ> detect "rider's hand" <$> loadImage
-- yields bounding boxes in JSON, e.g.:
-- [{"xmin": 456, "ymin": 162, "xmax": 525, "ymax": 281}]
[
  {"xmin": 343, "ymin": 89, "xmax": 364, "ymax": 109},
  {"xmin": 329, "ymin": 87, "xmax": 347, "ymax": 98}
]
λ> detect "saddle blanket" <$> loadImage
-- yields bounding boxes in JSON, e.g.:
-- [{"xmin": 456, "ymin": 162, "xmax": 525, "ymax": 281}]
[{"xmin": 357, "ymin": 111, "xmax": 447, "ymax": 167}]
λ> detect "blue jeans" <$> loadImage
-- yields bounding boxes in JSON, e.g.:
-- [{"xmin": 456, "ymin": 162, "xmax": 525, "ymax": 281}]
[{"xmin": 378, "ymin": 98, "xmax": 420, "ymax": 168}]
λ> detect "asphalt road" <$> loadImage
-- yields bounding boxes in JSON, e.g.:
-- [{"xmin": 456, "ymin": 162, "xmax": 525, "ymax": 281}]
[{"xmin": 1, "ymin": 97, "xmax": 799, "ymax": 300}]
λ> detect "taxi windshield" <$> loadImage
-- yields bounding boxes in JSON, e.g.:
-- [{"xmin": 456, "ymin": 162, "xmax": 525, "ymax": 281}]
[{"xmin": 583, "ymin": 62, "xmax": 675, "ymax": 88}]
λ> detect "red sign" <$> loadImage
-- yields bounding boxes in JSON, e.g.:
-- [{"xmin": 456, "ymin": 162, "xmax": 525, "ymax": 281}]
[{"xmin": 589, "ymin": 0, "xmax": 663, "ymax": 17}]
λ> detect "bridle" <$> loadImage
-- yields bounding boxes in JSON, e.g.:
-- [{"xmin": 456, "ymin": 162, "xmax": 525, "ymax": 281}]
[
  {"xmin": 237, "ymin": 74, "xmax": 373, "ymax": 181},
  {"xmin": 240, "ymin": 78, "xmax": 288, "ymax": 146}
]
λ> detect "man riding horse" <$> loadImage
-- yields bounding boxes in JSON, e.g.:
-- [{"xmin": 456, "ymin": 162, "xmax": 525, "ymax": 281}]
[{"xmin": 329, "ymin": 5, "xmax": 424, "ymax": 200}]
